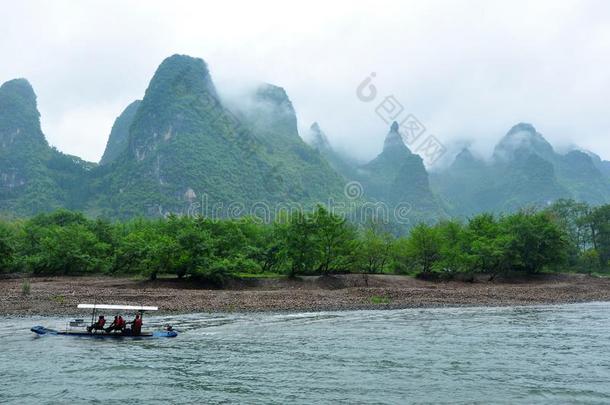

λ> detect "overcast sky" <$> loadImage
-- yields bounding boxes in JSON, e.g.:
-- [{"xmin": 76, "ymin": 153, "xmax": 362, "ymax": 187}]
[{"xmin": 2, "ymin": 0, "xmax": 610, "ymax": 166}]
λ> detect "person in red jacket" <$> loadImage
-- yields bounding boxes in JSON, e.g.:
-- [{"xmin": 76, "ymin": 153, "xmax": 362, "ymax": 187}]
[
  {"xmin": 87, "ymin": 315, "xmax": 105, "ymax": 333},
  {"xmin": 131, "ymin": 313, "xmax": 143, "ymax": 336},
  {"xmin": 117, "ymin": 315, "xmax": 125, "ymax": 332},
  {"xmin": 105, "ymin": 315, "xmax": 120, "ymax": 333}
]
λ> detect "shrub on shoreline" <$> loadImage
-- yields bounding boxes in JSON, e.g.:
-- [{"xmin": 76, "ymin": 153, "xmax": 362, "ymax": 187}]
[{"xmin": 0, "ymin": 200, "xmax": 608, "ymax": 279}]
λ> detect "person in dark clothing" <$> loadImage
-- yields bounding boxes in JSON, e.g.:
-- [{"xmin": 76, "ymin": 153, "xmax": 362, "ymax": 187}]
[{"xmin": 87, "ymin": 315, "xmax": 105, "ymax": 333}]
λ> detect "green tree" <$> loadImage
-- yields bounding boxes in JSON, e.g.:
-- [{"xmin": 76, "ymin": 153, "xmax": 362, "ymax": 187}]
[
  {"xmin": 436, "ymin": 220, "xmax": 473, "ymax": 277},
  {"xmin": 0, "ymin": 222, "xmax": 15, "ymax": 272},
  {"xmin": 175, "ymin": 222, "xmax": 215, "ymax": 278},
  {"xmin": 545, "ymin": 199, "xmax": 591, "ymax": 265},
  {"xmin": 584, "ymin": 205, "xmax": 610, "ymax": 269},
  {"xmin": 29, "ymin": 209, "xmax": 88, "ymax": 227},
  {"xmin": 24, "ymin": 223, "xmax": 110, "ymax": 275},
  {"xmin": 357, "ymin": 222, "xmax": 394, "ymax": 274},
  {"xmin": 467, "ymin": 214, "xmax": 512, "ymax": 280},
  {"xmin": 394, "ymin": 223, "xmax": 441, "ymax": 276},
  {"xmin": 579, "ymin": 249, "xmax": 601, "ymax": 274},
  {"xmin": 115, "ymin": 224, "xmax": 178, "ymax": 280},
  {"xmin": 280, "ymin": 211, "xmax": 319, "ymax": 277},
  {"xmin": 241, "ymin": 218, "xmax": 284, "ymax": 273},
  {"xmin": 500, "ymin": 211, "xmax": 567, "ymax": 274},
  {"xmin": 311, "ymin": 206, "xmax": 358, "ymax": 274}
]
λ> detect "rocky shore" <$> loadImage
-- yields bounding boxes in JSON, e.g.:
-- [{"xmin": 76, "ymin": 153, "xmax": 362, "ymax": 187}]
[{"xmin": 1, "ymin": 273, "xmax": 610, "ymax": 316}]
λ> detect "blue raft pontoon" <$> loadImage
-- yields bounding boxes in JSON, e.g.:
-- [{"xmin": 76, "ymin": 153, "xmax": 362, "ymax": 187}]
[{"xmin": 31, "ymin": 303, "xmax": 178, "ymax": 338}]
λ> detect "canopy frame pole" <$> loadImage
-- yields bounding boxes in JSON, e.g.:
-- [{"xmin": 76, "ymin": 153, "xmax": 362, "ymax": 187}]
[{"xmin": 90, "ymin": 298, "xmax": 96, "ymax": 330}]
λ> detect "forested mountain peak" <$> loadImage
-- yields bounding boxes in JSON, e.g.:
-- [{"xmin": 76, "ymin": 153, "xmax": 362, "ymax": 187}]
[
  {"xmin": 0, "ymin": 78, "xmax": 37, "ymax": 110},
  {"xmin": 0, "ymin": 78, "xmax": 46, "ymax": 150},
  {"xmin": 241, "ymin": 83, "xmax": 299, "ymax": 139},
  {"xmin": 382, "ymin": 121, "xmax": 411, "ymax": 154},
  {"xmin": 255, "ymin": 83, "xmax": 293, "ymax": 110},
  {"xmin": 0, "ymin": 78, "xmax": 94, "ymax": 215},
  {"xmin": 358, "ymin": 122, "xmax": 442, "ymax": 220},
  {"xmin": 493, "ymin": 122, "xmax": 555, "ymax": 162},
  {"xmin": 99, "ymin": 100, "xmax": 141, "ymax": 165},
  {"xmin": 90, "ymin": 54, "xmax": 347, "ymax": 218},
  {"xmin": 309, "ymin": 122, "xmax": 331, "ymax": 150},
  {"xmin": 305, "ymin": 122, "xmax": 359, "ymax": 180},
  {"xmin": 126, "ymin": 54, "xmax": 222, "ymax": 162},
  {"xmin": 2, "ymin": 58, "xmax": 610, "ymax": 223},
  {"xmin": 583, "ymin": 150, "xmax": 610, "ymax": 178},
  {"xmin": 451, "ymin": 147, "xmax": 478, "ymax": 165},
  {"xmin": 147, "ymin": 54, "xmax": 217, "ymax": 98}
]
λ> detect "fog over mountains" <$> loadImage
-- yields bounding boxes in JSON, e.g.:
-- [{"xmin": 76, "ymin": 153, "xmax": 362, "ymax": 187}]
[{"xmin": 1, "ymin": 54, "xmax": 610, "ymax": 223}]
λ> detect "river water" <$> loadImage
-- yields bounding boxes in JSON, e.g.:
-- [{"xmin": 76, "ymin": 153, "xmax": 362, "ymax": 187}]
[{"xmin": 2, "ymin": 303, "xmax": 610, "ymax": 404}]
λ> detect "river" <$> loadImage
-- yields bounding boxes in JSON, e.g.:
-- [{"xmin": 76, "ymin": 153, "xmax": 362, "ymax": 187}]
[{"xmin": 2, "ymin": 303, "xmax": 610, "ymax": 404}]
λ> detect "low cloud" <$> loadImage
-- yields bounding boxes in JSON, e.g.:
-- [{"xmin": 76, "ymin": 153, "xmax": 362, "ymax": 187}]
[{"xmin": 2, "ymin": 0, "xmax": 610, "ymax": 165}]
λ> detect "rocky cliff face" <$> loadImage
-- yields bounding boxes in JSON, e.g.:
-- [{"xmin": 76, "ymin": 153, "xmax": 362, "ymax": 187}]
[
  {"xmin": 358, "ymin": 121, "xmax": 444, "ymax": 221},
  {"xmin": 307, "ymin": 122, "xmax": 358, "ymax": 180},
  {"xmin": 99, "ymin": 100, "xmax": 141, "ymax": 165},
  {"xmin": 92, "ymin": 55, "xmax": 346, "ymax": 217},
  {"xmin": 0, "ymin": 79, "xmax": 93, "ymax": 215}
]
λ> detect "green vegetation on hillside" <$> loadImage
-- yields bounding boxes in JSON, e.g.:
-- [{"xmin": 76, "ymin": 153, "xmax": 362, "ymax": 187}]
[
  {"xmin": 3, "ymin": 58, "xmax": 610, "ymax": 224},
  {"xmin": 90, "ymin": 55, "xmax": 347, "ymax": 218},
  {"xmin": 99, "ymin": 100, "xmax": 141, "ymax": 165},
  {"xmin": 431, "ymin": 124, "xmax": 610, "ymax": 217},
  {"xmin": 0, "ymin": 79, "xmax": 95, "ymax": 216}
]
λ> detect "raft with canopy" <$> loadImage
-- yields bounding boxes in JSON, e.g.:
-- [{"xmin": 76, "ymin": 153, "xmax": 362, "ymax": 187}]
[{"xmin": 31, "ymin": 303, "xmax": 177, "ymax": 338}]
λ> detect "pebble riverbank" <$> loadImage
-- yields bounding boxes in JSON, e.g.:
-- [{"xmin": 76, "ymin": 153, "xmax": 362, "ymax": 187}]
[{"xmin": 2, "ymin": 273, "xmax": 610, "ymax": 316}]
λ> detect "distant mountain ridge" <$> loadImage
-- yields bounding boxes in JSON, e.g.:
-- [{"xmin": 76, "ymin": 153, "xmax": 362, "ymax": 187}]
[
  {"xmin": 1, "ymin": 56, "xmax": 610, "ymax": 223},
  {"xmin": 309, "ymin": 121, "xmax": 445, "ymax": 222},
  {"xmin": 430, "ymin": 123, "xmax": 610, "ymax": 216},
  {"xmin": 89, "ymin": 55, "xmax": 349, "ymax": 218},
  {"xmin": 0, "ymin": 55, "xmax": 348, "ymax": 219}
]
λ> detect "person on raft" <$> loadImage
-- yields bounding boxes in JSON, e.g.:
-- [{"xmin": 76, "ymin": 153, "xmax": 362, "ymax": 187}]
[
  {"xmin": 131, "ymin": 313, "xmax": 143, "ymax": 336},
  {"xmin": 118, "ymin": 315, "xmax": 125, "ymax": 331},
  {"xmin": 105, "ymin": 315, "xmax": 126, "ymax": 333},
  {"xmin": 87, "ymin": 315, "xmax": 106, "ymax": 332}
]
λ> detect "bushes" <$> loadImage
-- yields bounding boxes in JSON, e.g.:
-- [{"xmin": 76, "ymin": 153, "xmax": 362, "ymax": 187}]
[
  {"xmin": 499, "ymin": 211, "xmax": 567, "ymax": 274},
  {"xmin": 356, "ymin": 224, "xmax": 393, "ymax": 274},
  {"xmin": 0, "ymin": 222, "xmax": 15, "ymax": 272},
  {"xmin": 578, "ymin": 249, "xmax": 601, "ymax": 274},
  {"xmin": 21, "ymin": 279, "xmax": 31, "ymax": 295},
  {"xmin": 3, "ymin": 208, "xmax": 360, "ymax": 278},
  {"xmin": 18, "ymin": 222, "xmax": 111, "ymax": 275},
  {"xmin": 279, "ymin": 206, "xmax": 359, "ymax": 276},
  {"xmin": 390, "ymin": 211, "xmax": 568, "ymax": 279},
  {"xmin": 0, "ymin": 202, "xmax": 604, "ymax": 280},
  {"xmin": 393, "ymin": 223, "xmax": 441, "ymax": 276},
  {"xmin": 192, "ymin": 261, "xmax": 233, "ymax": 287}
]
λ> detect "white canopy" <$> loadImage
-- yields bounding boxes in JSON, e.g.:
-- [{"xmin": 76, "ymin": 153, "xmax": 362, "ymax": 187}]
[{"xmin": 77, "ymin": 304, "xmax": 158, "ymax": 311}]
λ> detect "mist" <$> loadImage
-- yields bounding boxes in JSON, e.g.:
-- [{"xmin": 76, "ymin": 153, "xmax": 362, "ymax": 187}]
[{"xmin": 2, "ymin": 0, "xmax": 610, "ymax": 165}]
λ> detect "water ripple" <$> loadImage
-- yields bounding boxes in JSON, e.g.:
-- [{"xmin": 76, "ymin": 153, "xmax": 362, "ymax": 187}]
[{"xmin": 2, "ymin": 303, "xmax": 610, "ymax": 403}]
